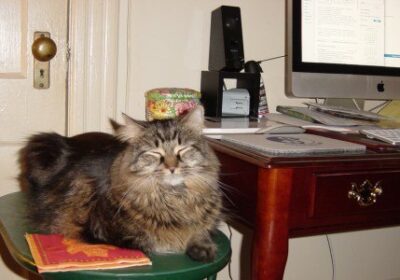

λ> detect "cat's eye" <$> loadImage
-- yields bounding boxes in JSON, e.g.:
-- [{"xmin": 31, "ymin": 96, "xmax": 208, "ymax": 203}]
[
  {"xmin": 177, "ymin": 146, "xmax": 202, "ymax": 163},
  {"xmin": 136, "ymin": 151, "xmax": 161, "ymax": 162},
  {"xmin": 144, "ymin": 151, "xmax": 165, "ymax": 163},
  {"xmin": 131, "ymin": 152, "xmax": 160, "ymax": 172},
  {"xmin": 131, "ymin": 150, "xmax": 164, "ymax": 171},
  {"xmin": 146, "ymin": 151, "xmax": 163, "ymax": 157},
  {"xmin": 175, "ymin": 147, "xmax": 188, "ymax": 160}
]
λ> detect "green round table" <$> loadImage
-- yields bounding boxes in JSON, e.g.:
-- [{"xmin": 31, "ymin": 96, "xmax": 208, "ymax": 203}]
[{"xmin": 0, "ymin": 192, "xmax": 231, "ymax": 280}]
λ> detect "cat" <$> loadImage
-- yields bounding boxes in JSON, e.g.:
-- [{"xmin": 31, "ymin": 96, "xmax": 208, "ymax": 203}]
[{"xmin": 19, "ymin": 106, "xmax": 223, "ymax": 262}]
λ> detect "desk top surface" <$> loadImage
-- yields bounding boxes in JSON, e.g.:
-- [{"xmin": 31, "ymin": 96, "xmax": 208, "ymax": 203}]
[{"xmin": 207, "ymin": 136, "xmax": 400, "ymax": 168}]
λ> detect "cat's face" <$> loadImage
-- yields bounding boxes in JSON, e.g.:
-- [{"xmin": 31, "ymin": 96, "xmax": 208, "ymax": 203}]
[
  {"xmin": 130, "ymin": 125, "xmax": 206, "ymax": 186},
  {"xmin": 112, "ymin": 106, "xmax": 219, "ymax": 188}
]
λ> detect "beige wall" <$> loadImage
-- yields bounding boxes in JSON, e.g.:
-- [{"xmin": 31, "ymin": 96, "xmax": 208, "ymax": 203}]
[
  {"xmin": 123, "ymin": 1, "xmax": 400, "ymax": 280},
  {"xmin": 121, "ymin": 0, "xmax": 305, "ymax": 121}
]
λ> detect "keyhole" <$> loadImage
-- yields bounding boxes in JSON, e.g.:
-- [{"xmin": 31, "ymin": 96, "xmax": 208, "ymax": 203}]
[{"xmin": 40, "ymin": 69, "xmax": 44, "ymax": 77}]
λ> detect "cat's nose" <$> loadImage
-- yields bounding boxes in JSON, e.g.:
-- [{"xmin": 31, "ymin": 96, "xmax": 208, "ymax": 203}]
[
  {"xmin": 168, "ymin": 167, "xmax": 176, "ymax": 174},
  {"xmin": 164, "ymin": 156, "xmax": 177, "ymax": 173}
]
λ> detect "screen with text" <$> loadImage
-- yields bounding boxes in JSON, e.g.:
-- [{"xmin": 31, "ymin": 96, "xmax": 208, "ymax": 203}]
[{"xmin": 302, "ymin": 0, "xmax": 400, "ymax": 68}]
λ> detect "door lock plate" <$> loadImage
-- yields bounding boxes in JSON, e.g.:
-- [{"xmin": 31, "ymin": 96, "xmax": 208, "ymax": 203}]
[{"xmin": 33, "ymin": 32, "xmax": 51, "ymax": 89}]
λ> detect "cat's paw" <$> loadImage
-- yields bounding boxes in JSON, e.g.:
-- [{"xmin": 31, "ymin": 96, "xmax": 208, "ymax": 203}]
[{"xmin": 186, "ymin": 242, "xmax": 216, "ymax": 262}]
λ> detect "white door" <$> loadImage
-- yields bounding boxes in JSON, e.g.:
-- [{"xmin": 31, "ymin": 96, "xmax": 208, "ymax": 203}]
[{"xmin": 0, "ymin": 0, "xmax": 68, "ymax": 279}]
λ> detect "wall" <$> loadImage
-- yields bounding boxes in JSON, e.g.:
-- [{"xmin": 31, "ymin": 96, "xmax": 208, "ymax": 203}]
[
  {"xmin": 120, "ymin": 1, "xmax": 400, "ymax": 280},
  {"xmin": 121, "ymin": 0, "xmax": 304, "ymax": 121}
]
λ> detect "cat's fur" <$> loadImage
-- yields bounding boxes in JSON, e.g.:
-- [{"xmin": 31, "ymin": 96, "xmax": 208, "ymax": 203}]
[{"xmin": 19, "ymin": 106, "xmax": 223, "ymax": 262}]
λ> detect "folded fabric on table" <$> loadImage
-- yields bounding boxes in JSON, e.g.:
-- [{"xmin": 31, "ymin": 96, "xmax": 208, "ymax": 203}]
[{"xmin": 25, "ymin": 233, "xmax": 151, "ymax": 273}]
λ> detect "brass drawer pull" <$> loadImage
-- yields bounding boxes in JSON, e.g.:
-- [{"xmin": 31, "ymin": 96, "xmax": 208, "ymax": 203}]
[{"xmin": 348, "ymin": 180, "xmax": 383, "ymax": 207}]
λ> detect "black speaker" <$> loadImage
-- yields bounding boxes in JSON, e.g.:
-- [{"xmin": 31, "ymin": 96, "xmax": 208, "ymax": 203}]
[{"xmin": 208, "ymin": 6, "xmax": 245, "ymax": 72}]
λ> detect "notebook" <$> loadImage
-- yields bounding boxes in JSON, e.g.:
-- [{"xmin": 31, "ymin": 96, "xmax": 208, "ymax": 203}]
[{"xmin": 221, "ymin": 133, "xmax": 366, "ymax": 155}]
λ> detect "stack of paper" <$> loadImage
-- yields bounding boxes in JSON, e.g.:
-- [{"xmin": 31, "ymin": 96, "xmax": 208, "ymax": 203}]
[
  {"xmin": 276, "ymin": 105, "xmax": 362, "ymax": 126},
  {"xmin": 304, "ymin": 102, "xmax": 386, "ymax": 121}
]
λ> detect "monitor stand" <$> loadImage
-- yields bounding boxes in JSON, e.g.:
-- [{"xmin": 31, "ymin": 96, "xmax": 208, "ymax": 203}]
[{"xmin": 323, "ymin": 98, "xmax": 365, "ymax": 111}]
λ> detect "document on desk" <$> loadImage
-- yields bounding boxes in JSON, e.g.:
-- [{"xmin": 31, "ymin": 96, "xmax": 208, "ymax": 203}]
[
  {"xmin": 266, "ymin": 113, "xmax": 358, "ymax": 133},
  {"xmin": 203, "ymin": 118, "xmax": 261, "ymax": 135},
  {"xmin": 304, "ymin": 102, "xmax": 385, "ymax": 121},
  {"xmin": 276, "ymin": 106, "xmax": 363, "ymax": 126},
  {"xmin": 221, "ymin": 133, "xmax": 366, "ymax": 155},
  {"xmin": 202, "ymin": 118, "xmax": 304, "ymax": 136}
]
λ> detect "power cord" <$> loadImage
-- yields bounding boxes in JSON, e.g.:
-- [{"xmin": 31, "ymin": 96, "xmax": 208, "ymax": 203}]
[
  {"xmin": 368, "ymin": 100, "xmax": 391, "ymax": 112},
  {"xmin": 244, "ymin": 55, "xmax": 288, "ymax": 73},
  {"xmin": 257, "ymin": 54, "xmax": 288, "ymax": 64},
  {"xmin": 326, "ymin": 234, "xmax": 336, "ymax": 280},
  {"xmin": 227, "ymin": 224, "xmax": 234, "ymax": 280}
]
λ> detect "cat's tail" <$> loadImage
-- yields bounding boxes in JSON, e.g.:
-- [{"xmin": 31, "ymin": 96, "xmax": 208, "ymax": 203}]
[{"xmin": 19, "ymin": 132, "xmax": 69, "ymax": 191}]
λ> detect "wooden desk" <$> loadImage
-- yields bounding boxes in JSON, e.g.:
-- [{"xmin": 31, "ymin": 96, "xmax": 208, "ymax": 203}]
[{"xmin": 207, "ymin": 138, "xmax": 400, "ymax": 280}]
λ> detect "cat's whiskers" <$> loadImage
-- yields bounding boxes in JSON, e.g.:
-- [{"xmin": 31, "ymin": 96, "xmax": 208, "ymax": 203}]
[
  {"xmin": 186, "ymin": 168, "xmax": 242, "ymax": 194},
  {"xmin": 113, "ymin": 186, "xmax": 134, "ymax": 219},
  {"xmin": 184, "ymin": 174, "xmax": 217, "ymax": 194},
  {"xmin": 215, "ymin": 179, "xmax": 242, "ymax": 193},
  {"xmin": 184, "ymin": 169, "xmax": 239, "ymax": 200},
  {"xmin": 189, "ymin": 174, "xmax": 236, "ymax": 207},
  {"xmin": 215, "ymin": 182, "xmax": 237, "ymax": 207}
]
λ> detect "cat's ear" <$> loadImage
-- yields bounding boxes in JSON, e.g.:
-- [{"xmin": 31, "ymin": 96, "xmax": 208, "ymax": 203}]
[
  {"xmin": 110, "ymin": 113, "xmax": 146, "ymax": 142},
  {"xmin": 109, "ymin": 118, "xmax": 121, "ymax": 131},
  {"xmin": 179, "ymin": 105, "xmax": 204, "ymax": 133}
]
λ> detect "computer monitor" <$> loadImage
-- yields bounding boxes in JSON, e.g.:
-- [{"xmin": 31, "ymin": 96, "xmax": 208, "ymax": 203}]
[{"xmin": 286, "ymin": 0, "xmax": 400, "ymax": 100}]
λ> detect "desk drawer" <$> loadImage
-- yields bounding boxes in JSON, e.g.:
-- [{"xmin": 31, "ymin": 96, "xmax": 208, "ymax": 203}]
[{"xmin": 310, "ymin": 169, "xmax": 400, "ymax": 218}]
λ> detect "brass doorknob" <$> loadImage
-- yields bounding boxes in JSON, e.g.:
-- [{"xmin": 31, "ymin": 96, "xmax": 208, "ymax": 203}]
[{"xmin": 31, "ymin": 36, "xmax": 57, "ymax": 62}]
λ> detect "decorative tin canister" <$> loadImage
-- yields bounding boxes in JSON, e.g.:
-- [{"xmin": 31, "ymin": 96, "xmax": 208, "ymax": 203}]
[{"xmin": 145, "ymin": 88, "xmax": 201, "ymax": 120}]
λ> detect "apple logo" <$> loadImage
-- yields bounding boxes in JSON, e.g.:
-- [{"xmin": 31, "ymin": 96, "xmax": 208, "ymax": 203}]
[{"xmin": 377, "ymin": 81, "xmax": 385, "ymax": 92}]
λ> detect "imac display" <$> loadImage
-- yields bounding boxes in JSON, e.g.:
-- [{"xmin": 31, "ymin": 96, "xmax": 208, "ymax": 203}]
[{"xmin": 286, "ymin": 0, "xmax": 400, "ymax": 100}]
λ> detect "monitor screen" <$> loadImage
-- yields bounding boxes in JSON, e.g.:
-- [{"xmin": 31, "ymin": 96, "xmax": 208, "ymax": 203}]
[{"xmin": 286, "ymin": 0, "xmax": 400, "ymax": 100}]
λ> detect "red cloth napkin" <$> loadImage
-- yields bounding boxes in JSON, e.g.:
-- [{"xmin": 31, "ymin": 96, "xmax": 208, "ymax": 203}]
[{"xmin": 25, "ymin": 233, "xmax": 151, "ymax": 273}]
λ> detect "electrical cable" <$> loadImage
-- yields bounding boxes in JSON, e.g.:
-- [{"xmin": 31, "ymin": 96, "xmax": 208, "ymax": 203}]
[
  {"xmin": 257, "ymin": 55, "xmax": 287, "ymax": 64},
  {"xmin": 351, "ymin": 99, "xmax": 362, "ymax": 111},
  {"xmin": 326, "ymin": 234, "xmax": 335, "ymax": 280},
  {"xmin": 368, "ymin": 100, "xmax": 391, "ymax": 112},
  {"xmin": 227, "ymin": 224, "xmax": 234, "ymax": 280}
]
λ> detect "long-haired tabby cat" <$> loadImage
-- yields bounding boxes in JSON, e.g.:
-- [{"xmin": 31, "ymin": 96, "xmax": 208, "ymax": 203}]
[{"xmin": 19, "ymin": 106, "xmax": 223, "ymax": 262}]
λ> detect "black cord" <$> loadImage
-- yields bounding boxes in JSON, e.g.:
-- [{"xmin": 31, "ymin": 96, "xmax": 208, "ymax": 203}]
[
  {"xmin": 227, "ymin": 224, "xmax": 234, "ymax": 280},
  {"xmin": 245, "ymin": 55, "xmax": 287, "ymax": 73},
  {"xmin": 257, "ymin": 55, "xmax": 287, "ymax": 64},
  {"xmin": 326, "ymin": 235, "xmax": 335, "ymax": 280}
]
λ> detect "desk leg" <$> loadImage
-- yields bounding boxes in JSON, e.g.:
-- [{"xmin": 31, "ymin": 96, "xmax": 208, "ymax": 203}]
[{"xmin": 252, "ymin": 168, "xmax": 293, "ymax": 280}]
